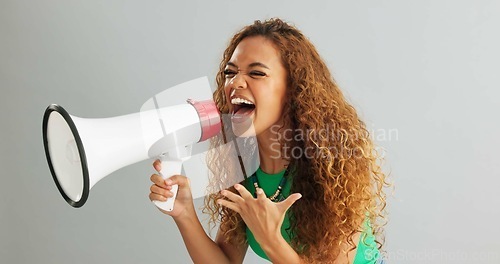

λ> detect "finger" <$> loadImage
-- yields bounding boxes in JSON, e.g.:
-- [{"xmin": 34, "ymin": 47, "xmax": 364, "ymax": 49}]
[
  {"xmin": 256, "ymin": 188, "xmax": 267, "ymax": 202},
  {"xmin": 217, "ymin": 199, "xmax": 240, "ymax": 213},
  {"xmin": 221, "ymin": 190, "xmax": 244, "ymax": 204},
  {"xmin": 149, "ymin": 193, "xmax": 168, "ymax": 202},
  {"xmin": 277, "ymin": 193, "xmax": 302, "ymax": 212},
  {"xmin": 150, "ymin": 174, "xmax": 167, "ymax": 188},
  {"xmin": 150, "ymin": 184, "xmax": 173, "ymax": 197},
  {"xmin": 234, "ymin": 184, "xmax": 253, "ymax": 200},
  {"xmin": 153, "ymin": 159, "xmax": 161, "ymax": 172}
]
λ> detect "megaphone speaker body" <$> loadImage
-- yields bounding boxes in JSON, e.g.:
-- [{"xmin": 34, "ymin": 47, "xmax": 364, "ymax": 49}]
[{"xmin": 43, "ymin": 100, "xmax": 220, "ymax": 209}]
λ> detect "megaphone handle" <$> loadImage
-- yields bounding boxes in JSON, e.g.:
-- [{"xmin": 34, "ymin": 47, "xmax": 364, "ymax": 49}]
[{"xmin": 153, "ymin": 159, "xmax": 183, "ymax": 212}]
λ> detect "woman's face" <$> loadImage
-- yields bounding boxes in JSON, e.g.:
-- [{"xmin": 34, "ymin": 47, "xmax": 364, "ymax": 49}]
[{"xmin": 224, "ymin": 36, "xmax": 288, "ymax": 137}]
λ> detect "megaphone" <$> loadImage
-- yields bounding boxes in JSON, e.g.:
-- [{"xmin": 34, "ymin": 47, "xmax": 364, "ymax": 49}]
[{"xmin": 42, "ymin": 98, "xmax": 221, "ymax": 211}]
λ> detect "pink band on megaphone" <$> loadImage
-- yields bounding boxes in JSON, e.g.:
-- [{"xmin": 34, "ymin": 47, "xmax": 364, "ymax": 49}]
[{"xmin": 187, "ymin": 99, "xmax": 221, "ymax": 142}]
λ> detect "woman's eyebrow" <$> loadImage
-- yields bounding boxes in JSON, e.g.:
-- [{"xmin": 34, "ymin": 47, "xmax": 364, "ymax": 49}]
[
  {"xmin": 226, "ymin": 61, "xmax": 270, "ymax": 69},
  {"xmin": 226, "ymin": 62, "xmax": 238, "ymax": 68},
  {"xmin": 248, "ymin": 62, "xmax": 269, "ymax": 69}
]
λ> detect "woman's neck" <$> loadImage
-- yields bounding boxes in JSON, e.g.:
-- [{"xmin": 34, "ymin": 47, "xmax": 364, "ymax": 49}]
[{"xmin": 256, "ymin": 125, "xmax": 290, "ymax": 174}]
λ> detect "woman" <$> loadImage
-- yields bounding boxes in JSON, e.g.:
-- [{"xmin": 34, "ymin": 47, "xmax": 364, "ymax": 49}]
[{"xmin": 149, "ymin": 18, "xmax": 388, "ymax": 263}]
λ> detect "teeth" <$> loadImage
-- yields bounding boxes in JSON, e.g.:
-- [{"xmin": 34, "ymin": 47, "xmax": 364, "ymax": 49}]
[{"xmin": 231, "ymin": 98, "xmax": 254, "ymax": 105}]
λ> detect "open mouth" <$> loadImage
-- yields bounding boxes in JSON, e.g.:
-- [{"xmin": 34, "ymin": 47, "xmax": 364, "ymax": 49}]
[{"xmin": 231, "ymin": 97, "xmax": 255, "ymax": 123}]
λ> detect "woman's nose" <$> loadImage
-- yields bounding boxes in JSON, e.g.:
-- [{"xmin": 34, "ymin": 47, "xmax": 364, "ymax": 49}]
[{"xmin": 229, "ymin": 72, "xmax": 247, "ymax": 90}]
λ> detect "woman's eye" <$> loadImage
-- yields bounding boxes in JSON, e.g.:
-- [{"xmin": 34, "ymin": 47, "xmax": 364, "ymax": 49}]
[
  {"xmin": 250, "ymin": 71, "xmax": 266, "ymax": 78},
  {"xmin": 223, "ymin": 69, "xmax": 236, "ymax": 77}
]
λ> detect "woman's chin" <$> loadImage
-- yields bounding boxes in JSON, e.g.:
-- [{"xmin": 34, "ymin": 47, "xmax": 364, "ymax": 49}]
[{"xmin": 232, "ymin": 120, "xmax": 257, "ymax": 138}]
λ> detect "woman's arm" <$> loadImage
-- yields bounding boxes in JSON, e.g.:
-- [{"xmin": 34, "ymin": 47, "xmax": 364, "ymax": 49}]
[
  {"xmin": 173, "ymin": 209, "xmax": 247, "ymax": 264},
  {"xmin": 149, "ymin": 160, "xmax": 246, "ymax": 264},
  {"xmin": 215, "ymin": 226, "xmax": 248, "ymax": 264}
]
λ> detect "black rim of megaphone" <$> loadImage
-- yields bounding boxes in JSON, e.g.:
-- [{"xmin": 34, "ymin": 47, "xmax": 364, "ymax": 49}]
[{"xmin": 42, "ymin": 104, "xmax": 90, "ymax": 208}]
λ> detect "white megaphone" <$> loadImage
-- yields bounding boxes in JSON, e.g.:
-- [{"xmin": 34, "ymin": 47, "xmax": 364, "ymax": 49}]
[{"xmin": 42, "ymin": 98, "xmax": 221, "ymax": 211}]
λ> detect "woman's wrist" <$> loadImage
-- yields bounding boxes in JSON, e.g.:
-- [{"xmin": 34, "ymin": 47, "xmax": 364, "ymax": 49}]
[
  {"xmin": 172, "ymin": 206, "xmax": 197, "ymax": 224},
  {"xmin": 261, "ymin": 234, "xmax": 302, "ymax": 264},
  {"xmin": 259, "ymin": 231, "xmax": 286, "ymax": 253}
]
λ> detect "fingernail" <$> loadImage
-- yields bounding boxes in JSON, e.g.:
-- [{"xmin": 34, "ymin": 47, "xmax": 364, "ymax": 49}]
[
  {"xmin": 165, "ymin": 179, "xmax": 172, "ymax": 185},
  {"xmin": 234, "ymin": 184, "xmax": 240, "ymax": 190},
  {"xmin": 256, "ymin": 188, "xmax": 263, "ymax": 194}
]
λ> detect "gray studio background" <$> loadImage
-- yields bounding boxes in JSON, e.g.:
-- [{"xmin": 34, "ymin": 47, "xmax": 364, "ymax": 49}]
[{"xmin": 1, "ymin": 0, "xmax": 499, "ymax": 263}]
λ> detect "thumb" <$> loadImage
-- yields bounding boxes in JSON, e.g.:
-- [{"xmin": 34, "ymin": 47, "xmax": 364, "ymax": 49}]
[
  {"xmin": 277, "ymin": 193, "xmax": 302, "ymax": 212},
  {"xmin": 166, "ymin": 175, "xmax": 190, "ymax": 187}
]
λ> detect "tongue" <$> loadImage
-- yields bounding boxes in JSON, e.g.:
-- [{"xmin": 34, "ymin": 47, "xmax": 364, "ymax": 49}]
[
  {"xmin": 232, "ymin": 106, "xmax": 255, "ymax": 123},
  {"xmin": 235, "ymin": 106, "xmax": 254, "ymax": 115}
]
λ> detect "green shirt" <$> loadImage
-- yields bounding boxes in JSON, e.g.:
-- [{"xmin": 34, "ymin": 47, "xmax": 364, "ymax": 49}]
[{"xmin": 244, "ymin": 167, "xmax": 379, "ymax": 263}]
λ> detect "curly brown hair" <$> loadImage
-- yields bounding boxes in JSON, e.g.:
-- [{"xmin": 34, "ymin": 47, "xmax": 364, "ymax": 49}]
[{"xmin": 203, "ymin": 18, "xmax": 389, "ymax": 263}]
